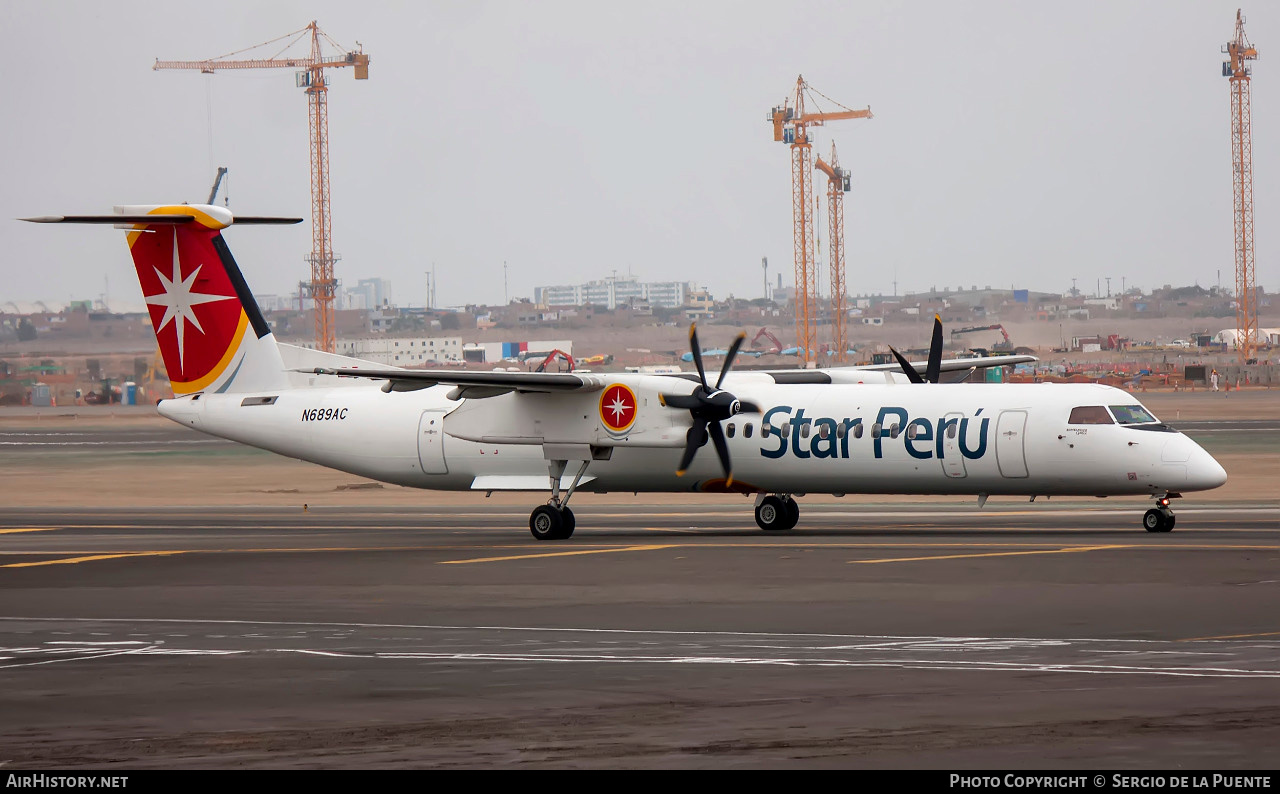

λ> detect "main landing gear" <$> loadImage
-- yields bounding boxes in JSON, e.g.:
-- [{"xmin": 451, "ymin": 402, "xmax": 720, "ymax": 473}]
[
  {"xmin": 529, "ymin": 455, "xmax": 592, "ymax": 540},
  {"xmin": 1143, "ymin": 495, "xmax": 1176, "ymax": 533},
  {"xmin": 530, "ymin": 503, "xmax": 576, "ymax": 541},
  {"xmin": 755, "ymin": 494, "xmax": 800, "ymax": 531}
]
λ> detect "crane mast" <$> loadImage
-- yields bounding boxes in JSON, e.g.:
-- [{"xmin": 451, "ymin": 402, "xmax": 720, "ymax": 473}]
[
  {"xmin": 769, "ymin": 76, "xmax": 870, "ymax": 366},
  {"xmin": 207, "ymin": 167, "xmax": 228, "ymax": 205},
  {"xmin": 154, "ymin": 21, "xmax": 369, "ymax": 353},
  {"xmin": 816, "ymin": 142, "xmax": 851, "ymax": 363},
  {"xmin": 1223, "ymin": 9, "xmax": 1259, "ymax": 363}
]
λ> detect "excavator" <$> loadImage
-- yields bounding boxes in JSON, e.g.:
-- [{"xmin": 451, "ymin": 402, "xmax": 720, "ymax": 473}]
[
  {"xmin": 533, "ymin": 349, "xmax": 575, "ymax": 373},
  {"xmin": 750, "ymin": 327, "xmax": 783, "ymax": 354},
  {"xmin": 950, "ymin": 323, "xmax": 1012, "ymax": 355}
]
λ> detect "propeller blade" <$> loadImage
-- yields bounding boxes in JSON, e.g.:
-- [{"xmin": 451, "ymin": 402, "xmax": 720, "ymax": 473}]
[
  {"xmin": 675, "ymin": 421, "xmax": 708, "ymax": 476},
  {"xmin": 715, "ymin": 332, "xmax": 747, "ymax": 390},
  {"xmin": 707, "ymin": 420, "xmax": 733, "ymax": 485},
  {"xmin": 688, "ymin": 323, "xmax": 708, "ymax": 390},
  {"xmin": 737, "ymin": 400, "xmax": 763, "ymax": 413},
  {"xmin": 659, "ymin": 393, "xmax": 703, "ymax": 410},
  {"xmin": 926, "ymin": 314, "xmax": 943, "ymax": 384},
  {"xmin": 888, "ymin": 346, "xmax": 925, "ymax": 384}
]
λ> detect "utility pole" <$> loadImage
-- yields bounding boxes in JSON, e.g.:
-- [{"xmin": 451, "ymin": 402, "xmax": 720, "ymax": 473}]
[
  {"xmin": 1106, "ymin": 277, "xmax": 1112, "ymax": 298},
  {"xmin": 503, "ymin": 261, "xmax": 508, "ymax": 305},
  {"xmin": 762, "ymin": 256, "xmax": 769, "ymax": 301}
]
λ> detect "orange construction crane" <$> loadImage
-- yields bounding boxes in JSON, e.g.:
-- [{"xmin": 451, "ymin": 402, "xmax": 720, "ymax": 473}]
[
  {"xmin": 154, "ymin": 21, "xmax": 370, "ymax": 353},
  {"xmin": 815, "ymin": 142, "xmax": 852, "ymax": 363},
  {"xmin": 1223, "ymin": 9, "xmax": 1259, "ymax": 363},
  {"xmin": 769, "ymin": 76, "xmax": 870, "ymax": 366}
]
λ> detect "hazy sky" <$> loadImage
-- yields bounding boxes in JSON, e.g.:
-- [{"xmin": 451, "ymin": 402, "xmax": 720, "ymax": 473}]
[{"xmin": 2, "ymin": 1, "xmax": 1274, "ymax": 311}]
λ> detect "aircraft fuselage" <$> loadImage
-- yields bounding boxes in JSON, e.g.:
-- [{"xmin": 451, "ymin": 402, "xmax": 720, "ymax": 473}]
[{"xmin": 158, "ymin": 379, "xmax": 1226, "ymax": 499}]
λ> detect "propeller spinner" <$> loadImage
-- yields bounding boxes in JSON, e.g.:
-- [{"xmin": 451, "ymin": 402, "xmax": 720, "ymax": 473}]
[{"xmin": 659, "ymin": 324, "xmax": 760, "ymax": 486}]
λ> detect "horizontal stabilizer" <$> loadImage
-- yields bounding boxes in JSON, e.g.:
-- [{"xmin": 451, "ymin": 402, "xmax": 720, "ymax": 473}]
[
  {"xmin": 22, "ymin": 214, "xmax": 196, "ymax": 224},
  {"xmin": 20, "ymin": 214, "xmax": 301, "ymax": 226}
]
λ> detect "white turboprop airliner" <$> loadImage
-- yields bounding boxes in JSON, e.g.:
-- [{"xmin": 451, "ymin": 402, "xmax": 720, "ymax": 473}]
[{"xmin": 25, "ymin": 205, "xmax": 1227, "ymax": 538}]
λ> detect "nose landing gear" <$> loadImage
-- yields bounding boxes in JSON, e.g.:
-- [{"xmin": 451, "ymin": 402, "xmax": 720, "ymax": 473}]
[{"xmin": 1143, "ymin": 495, "xmax": 1176, "ymax": 533}]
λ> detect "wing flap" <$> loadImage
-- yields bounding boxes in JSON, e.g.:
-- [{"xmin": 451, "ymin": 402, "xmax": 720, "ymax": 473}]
[{"xmin": 302, "ymin": 367, "xmax": 602, "ymax": 394}]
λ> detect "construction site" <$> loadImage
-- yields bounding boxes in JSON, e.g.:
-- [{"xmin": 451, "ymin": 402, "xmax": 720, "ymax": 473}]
[{"xmin": 1, "ymin": 12, "xmax": 1278, "ymax": 403}]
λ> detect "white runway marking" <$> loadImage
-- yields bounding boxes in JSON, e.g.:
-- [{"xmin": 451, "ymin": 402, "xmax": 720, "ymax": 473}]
[{"xmin": 1, "ymin": 617, "xmax": 1279, "ymax": 679}]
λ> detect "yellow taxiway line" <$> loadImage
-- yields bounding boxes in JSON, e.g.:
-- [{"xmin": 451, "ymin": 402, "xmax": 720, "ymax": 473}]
[
  {"xmin": 2, "ymin": 551, "xmax": 189, "ymax": 568},
  {"xmin": 439, "ymin": 544, "xmax": 676, "ymax": 565},
  {"xmin": 850, "ymin": 545, "xmax": 1133, "ymax": 564},
  {"xmin": 1178, "ymin": 630, "xmax": 1280, "ymax": 642}
]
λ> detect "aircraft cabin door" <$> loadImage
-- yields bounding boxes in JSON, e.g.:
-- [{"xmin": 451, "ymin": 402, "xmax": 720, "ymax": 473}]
[
  {"xmin": 940, "ymin": 411, "xmax": 967, "ymax": 478},
  {"xmin": 417, "ymin": 410, "xmax": 449, "ymax": 474},
  {"xmin": 995, "ymin": 410, "xmax": 1029, "ymax": 478}
]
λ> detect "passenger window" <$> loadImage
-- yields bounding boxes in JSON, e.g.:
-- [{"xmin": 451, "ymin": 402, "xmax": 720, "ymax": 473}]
[
  {"xmin": 801, "ymin": 423, "xmax": 810, "ymax": 438},
  {"xmin": 889, "ymin": 423, "xmax": 900, "ymax": 439},
  {"xmin": 762, "ymin": 424, "xmax": 771, "ymax": 438},
  {"xmin": 781, "ymin": 423, "xmax": 791, "ymax": 438},
  {"xmin": 1068, "ymin": 406, "xmax": 1113, "ymax": 425},
  {"xmin": 726, "ymin": 423, "xmax": 736, "ymax": 438},
  {"xmin": 906, "ymin": 424, "xmax": 917, "ymax": 440},
  {"xmin": 947, "ymin": 424, "xmax": 957, "ymax": 439},
  {"xmin": 744, "ymin": 423, "xmax": 753, "ymax": 439},
  {"xmin": 836, "ymin": 424, "xmax": 846, "ymax": 439},
  {"xmin": 853, "ymin": 423, "xmax": 864, "ymax": 439},
  {"xmin": 871, "ymin": 423, "xmax": 881, "ymax": 439},
  {"xmin": 819, "ymin": 423, "xmax": 829, "ymax": 439}
]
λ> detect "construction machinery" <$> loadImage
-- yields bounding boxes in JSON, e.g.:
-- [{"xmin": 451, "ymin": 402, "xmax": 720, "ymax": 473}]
[
  {"xmin": 815, "ymin": 142, "xmax": 852, "ymax": 363},
  {"xmin": 1223, "ymin": 9, "xmax": 1260, "ymax": 364},
  {"xmin": 207, "ymin": 167, "xmax": 229, "ymax": 206},
  {"xmin": 950, "ymin": 323, "xmax": 1012, "ymax": 353},
  {"xmin": 750, "ymin": 327, "xmax": 783, "ymax": 354},
  {"xmin": 769, "ymin": 76, "xmax": 871, "ymax": 367},
  {"xmin": 533, "ymin": 349, "xmax": 575, "ymax": 373},
  {"xmin": 155, "ymin": 21, "xmax": 370, "ymax": 354}
]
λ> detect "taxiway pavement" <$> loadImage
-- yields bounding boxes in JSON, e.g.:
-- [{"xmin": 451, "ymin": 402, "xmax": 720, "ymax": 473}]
[{"xmin": 2, "ymin": 504, "xmax": 1280, "ymax": 768}]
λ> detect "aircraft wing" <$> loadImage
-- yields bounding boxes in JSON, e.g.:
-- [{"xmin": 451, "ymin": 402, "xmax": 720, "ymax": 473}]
[
  {"xmin": 850, "ymin": 354, "xmax": 1037, "ymax": 374},
  {"xmin": 302, "ymin": 367, "xmax": 603, "ymax": 399}
]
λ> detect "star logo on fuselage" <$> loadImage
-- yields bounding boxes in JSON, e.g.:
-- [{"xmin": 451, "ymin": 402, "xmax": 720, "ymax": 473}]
[
  {"xmin": 144, "ymin": 228, "xmax": 236, "ymax": 374},
  {"xmin": 599, "ymin": 383, "xmax": 638, "ymax": 434}
]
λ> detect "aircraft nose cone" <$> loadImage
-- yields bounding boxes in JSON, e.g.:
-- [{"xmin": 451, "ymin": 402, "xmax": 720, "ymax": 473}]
[{"xmin": 1186, "ymin": 446, "xmax": 1228, "ymax": 491}]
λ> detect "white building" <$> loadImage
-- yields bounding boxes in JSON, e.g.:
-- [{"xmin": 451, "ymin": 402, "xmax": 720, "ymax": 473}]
[
  {"xmin": 332, "ymin": 336, "xmax": 464, "ymax": 365},
  {"xmin": 535, "ymin": 277, "xmax": 700, "ymax": 309}
]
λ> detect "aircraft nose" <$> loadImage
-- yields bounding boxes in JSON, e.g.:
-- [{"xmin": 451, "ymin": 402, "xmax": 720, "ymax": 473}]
[{"xmin": 1185, "ymin": 445, "xmax": 1228, "ymax": 491}]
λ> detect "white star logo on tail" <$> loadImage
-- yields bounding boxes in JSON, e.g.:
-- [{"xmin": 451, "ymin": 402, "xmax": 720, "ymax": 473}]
[{"xmin": 145, "ymin": 228, "xmax": 236, "ymax": 373}]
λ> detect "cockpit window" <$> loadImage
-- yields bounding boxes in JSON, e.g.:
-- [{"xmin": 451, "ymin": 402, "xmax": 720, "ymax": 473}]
[
  {"xmin": 1068, "ymin": 406, "xmax": 1113, "ymax": 425},
  {"xmin": 1109, "ymin": 405, "xmax": 1158, "ymax": 425}
]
